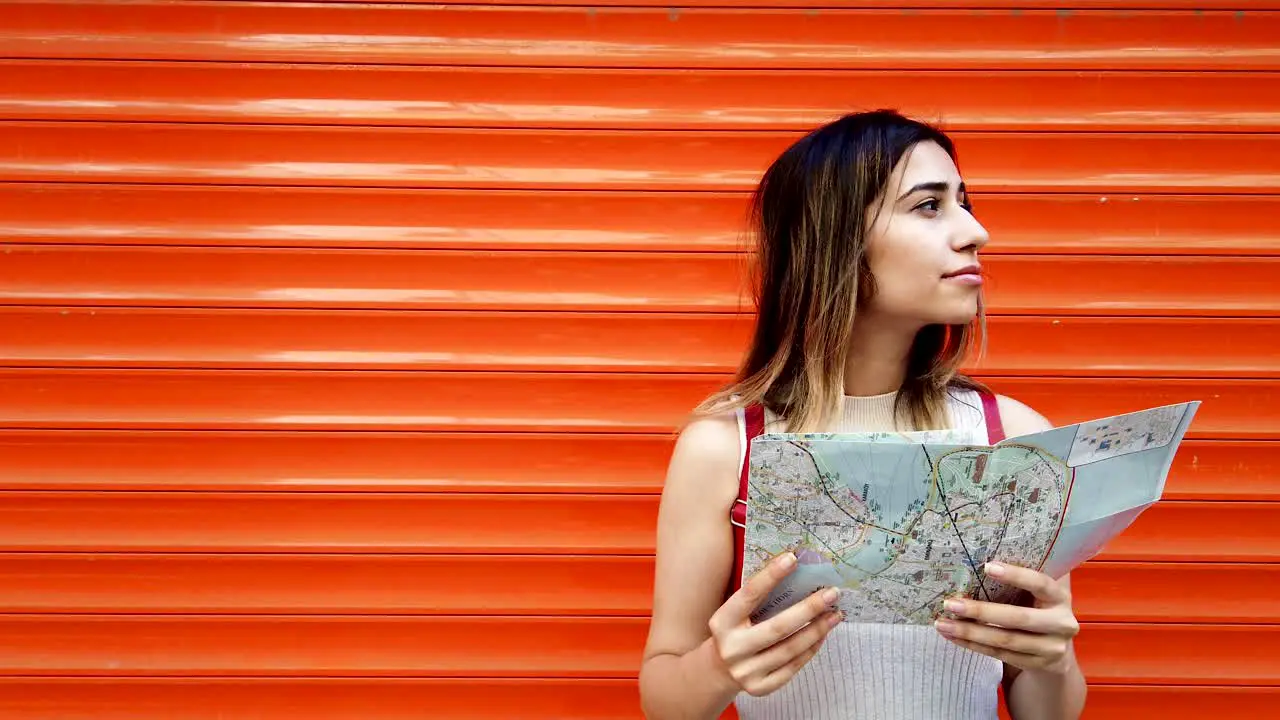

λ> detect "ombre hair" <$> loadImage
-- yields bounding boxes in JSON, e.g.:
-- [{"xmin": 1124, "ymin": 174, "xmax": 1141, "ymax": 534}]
[{"xmin": 697, "ymin": 110, "xmax": 989, "ymax": 432}]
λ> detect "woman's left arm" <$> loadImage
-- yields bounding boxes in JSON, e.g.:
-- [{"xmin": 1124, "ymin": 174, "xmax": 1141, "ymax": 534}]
[
  {"xmin": 932, "ymin": 393, "xmax": 1088, "ymax": 719},
  {"xmin": 1002, "ymin": 571, "xmax": 1088, "ymax": 720},
  {"xmin": 934, "ymin": 564, "xmax": 1087, "ymax": 720}
]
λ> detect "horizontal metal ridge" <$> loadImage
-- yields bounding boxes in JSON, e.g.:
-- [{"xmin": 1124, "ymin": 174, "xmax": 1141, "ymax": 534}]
[
  {"xmin": 0, "ymin": 371, "xmax": 1270, "ymax": 438},
  {"xmin": 0, "ymin": 679, "xmax": 1275, "ymax": 720},
  {"xmin": 0, "ymin": 616, "xmax": 1275, "ymax": 684},
  {"xmin": 3, "ymin": 123, "xmax": 1280, "ymax": 193},
  {"xmin": 2, "ymin": 185, "xmax": 1275, "ymax": 255},
  {"xmin": 4, "ymin": 246, "xmax": 1277, "ymax": 316},
  {"xmin": 0, "ymin": 554, "xmax": 1276, "ymax": 624},
  {"xmin": 3, "ymin": 309, "xmax": 1277, "ymax": 378},
  {"xmin": 5, "ymin": 61, "xmax": 1280, "ymax": 132},
  {"xmin": 3, "ymin": 3, "xmax": 1278, "ymax": 70},
  {"xmin": 0, "ymin": 492, "xmax": 1273, "ymax": 561},
  {"xmin": 0, "ymin": 431, "xmax": 1272, "ymax": 501}
]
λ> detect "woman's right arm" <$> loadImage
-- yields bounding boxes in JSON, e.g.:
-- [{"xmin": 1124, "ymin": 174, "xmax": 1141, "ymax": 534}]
[{"xmin": 638, "ymin": 414, "xmax": 842, "ymax": 720}]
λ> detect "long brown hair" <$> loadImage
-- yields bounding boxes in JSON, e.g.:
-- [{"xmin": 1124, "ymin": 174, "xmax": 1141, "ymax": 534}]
[{"xmin": 697, "ymin": 110, "xmax": 988, "ymax": 432}]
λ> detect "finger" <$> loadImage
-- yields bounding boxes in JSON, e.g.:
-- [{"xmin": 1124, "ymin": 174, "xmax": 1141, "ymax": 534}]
[
  {"xmin": 744, "ymin": 585, "xmax": 841, "ymax": 651},
  {"xmin": 748, "ymin": 627, "xmax": 829, "ymax": 696},
  {"xmin": 739, "ymin": 609, "xmax": 841, "ymax": 678},
  {"xmin": 934, "ymin": 618, "xmax": 1064, "ymax": 657},
  {"xmin": 984, "ymin": 562, "xmax": 1069, "ymax": 606},
  {"xmin": 717, "ymin": 552, "xmax": 798, "ymax": 627},
  {"xmin": 943, "ymin": 597, "xmax": 1078, "ymax": 636},
  {"xmin": 941, "ymin": 635, "xmax": 1043, "ymax": 670}
]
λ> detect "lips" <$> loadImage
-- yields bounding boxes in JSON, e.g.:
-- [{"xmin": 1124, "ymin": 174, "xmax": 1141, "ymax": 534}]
[{"xmin": 943, "ymin": 265, "xmax": 982, "ymax": 279}]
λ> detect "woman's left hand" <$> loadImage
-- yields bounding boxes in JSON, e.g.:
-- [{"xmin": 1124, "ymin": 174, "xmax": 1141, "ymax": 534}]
[{"xmin": 933, "ymin": 561, "xmax": 1080, "ymax": 675}]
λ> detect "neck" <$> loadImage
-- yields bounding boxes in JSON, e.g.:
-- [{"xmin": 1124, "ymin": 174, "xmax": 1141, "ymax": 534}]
[{"xmin": 842, "ymin": 312, "xmax": 921, "ymax": 397}]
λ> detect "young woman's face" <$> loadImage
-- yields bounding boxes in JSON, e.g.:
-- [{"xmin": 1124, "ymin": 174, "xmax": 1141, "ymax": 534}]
[{"xmin": 862, "ymin": 140, "xmax": 990, "ymax": 326}]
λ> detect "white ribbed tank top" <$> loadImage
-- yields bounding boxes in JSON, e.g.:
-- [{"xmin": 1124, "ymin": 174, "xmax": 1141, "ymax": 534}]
[{"xmin": 732, "ymin": 388, "xmax": 1004, "ymax": 720}]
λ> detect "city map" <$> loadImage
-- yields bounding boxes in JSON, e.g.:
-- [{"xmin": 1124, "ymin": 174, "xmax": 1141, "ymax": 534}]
[{"xmin": 741, "ymin": 401, "xmax": 1199, "ymax": 625}]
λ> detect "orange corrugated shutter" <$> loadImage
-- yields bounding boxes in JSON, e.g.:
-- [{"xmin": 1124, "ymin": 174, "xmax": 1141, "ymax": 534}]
[{"xmin": 0, "ymin": 1, "xmax": 1277, "ymax": 717}]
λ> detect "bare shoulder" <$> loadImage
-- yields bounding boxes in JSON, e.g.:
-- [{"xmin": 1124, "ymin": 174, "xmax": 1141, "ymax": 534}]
[
  {"xmin": 995, "ymin": 393, "xmax": 1055, "ymax": 437},
  {"xmin": 662, "ymin": 410, "xmax": 743, "ymax": 505}
]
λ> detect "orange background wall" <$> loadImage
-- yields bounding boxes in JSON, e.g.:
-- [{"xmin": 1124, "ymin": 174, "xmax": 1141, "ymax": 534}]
[{"xmin": 1, "ymin": 1, "xmax": 1278, "ymax": 717}]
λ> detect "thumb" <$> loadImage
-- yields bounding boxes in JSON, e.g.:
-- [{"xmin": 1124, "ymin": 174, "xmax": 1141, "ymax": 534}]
[{"xmin": 722, "ymin": 551, "xmax": 797, "ymax": 624}]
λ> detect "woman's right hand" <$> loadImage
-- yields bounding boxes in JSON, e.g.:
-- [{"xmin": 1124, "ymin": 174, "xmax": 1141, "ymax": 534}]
[{"xmin": 706, "ymin": 551, "xmax": 844, "ymax": 697}]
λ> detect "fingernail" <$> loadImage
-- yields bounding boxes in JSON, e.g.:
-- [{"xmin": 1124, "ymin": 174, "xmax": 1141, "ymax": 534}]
[
  {"xmin": 944, "ymin": 599, "xmax": 966, "ymax": 614},
  {"xmin": 935, "ymin": 619, "xmax": 955, "ymax": 635},
  {"xmin": 827, "ymin": 611, "xmax": 843, "ymax": 626},
  {"xmin": 779, "ymin": 553, "xmax": 797, "ymax": 569},
  {"xmin": 821, "ymin": 587, "xmax": 840, "ymax": 604},
  {"xmin": 985, "ymin": 562, "xmax": 1005, "ymax": 577}
]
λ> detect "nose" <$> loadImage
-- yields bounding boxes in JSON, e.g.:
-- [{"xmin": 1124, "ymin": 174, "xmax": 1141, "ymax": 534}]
[{"xmin": 952, "ymin": 207, "xmax": 990, "ymax": 253}]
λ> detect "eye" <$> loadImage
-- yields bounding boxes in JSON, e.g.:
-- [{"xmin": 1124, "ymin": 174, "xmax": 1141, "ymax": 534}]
[{"xmin": 913, "ymin": 198, "xmax": 941, "ymax": 214}]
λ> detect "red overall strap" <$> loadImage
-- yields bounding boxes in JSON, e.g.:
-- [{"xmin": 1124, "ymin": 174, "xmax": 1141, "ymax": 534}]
[
  {"xmin": 729, "ymin": 403, "xmax": 767, "ymax": 598},
  {"xmin": 979, "ymin": 389, "xmax": 1006, "ymax": 444}
]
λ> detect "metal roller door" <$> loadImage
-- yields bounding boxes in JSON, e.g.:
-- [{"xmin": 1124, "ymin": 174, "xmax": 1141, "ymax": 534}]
[{"xmin": 0, "ymin": 1, "xmax": 1277, "ymax": 717}]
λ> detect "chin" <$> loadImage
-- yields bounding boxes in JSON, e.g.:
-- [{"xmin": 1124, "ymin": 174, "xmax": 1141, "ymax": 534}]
[
  {"xmin": 932, "ymin": 305, "xmax": 980, "ymax": 326},
  {"xmin": 934, "ymin": 316, "xmax": 977, "ymax": 327}
]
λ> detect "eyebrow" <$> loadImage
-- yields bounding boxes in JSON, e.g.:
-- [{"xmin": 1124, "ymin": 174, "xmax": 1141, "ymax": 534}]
[{"xmin": 896, "ymin": 181, "xmax": 966, "ymax": 202}]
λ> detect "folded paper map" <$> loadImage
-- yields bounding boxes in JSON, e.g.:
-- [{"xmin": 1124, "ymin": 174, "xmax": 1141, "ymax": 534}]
[{"xmin": 741, "ymin": 401, "xmax": 1200, "ymax": 625}]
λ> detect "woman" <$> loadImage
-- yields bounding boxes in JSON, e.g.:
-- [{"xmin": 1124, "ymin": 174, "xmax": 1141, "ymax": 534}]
[{"xmin": 639, "ymin": 111, "xmax": 1087, "ymax": 719}]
